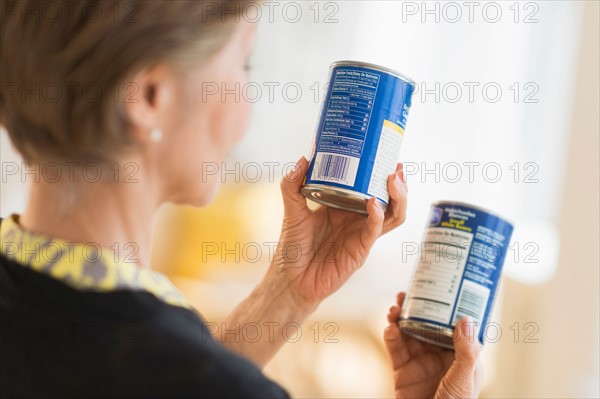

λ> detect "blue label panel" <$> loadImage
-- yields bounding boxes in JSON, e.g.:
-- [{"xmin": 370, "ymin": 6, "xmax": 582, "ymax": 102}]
[
  {"xmin": 305, "ymin": 64, "xmax": 414, "ymax": 203},
  {"xmin": 402, "ymin": 203, "xmax": 514, "ymax": 345}
]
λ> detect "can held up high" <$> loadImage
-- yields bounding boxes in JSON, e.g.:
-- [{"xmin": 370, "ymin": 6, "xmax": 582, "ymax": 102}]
[{"xmin": 302, "ymin": 61, "xmax": 415, "ymax": 214}]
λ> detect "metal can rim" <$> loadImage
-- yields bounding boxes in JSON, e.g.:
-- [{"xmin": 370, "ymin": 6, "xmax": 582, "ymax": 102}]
[
  {"xmin": 301, "ymin": 183, "xmax": 388, "ymax": 214},
  {"xmin": 330, "ymin": 60, "xmax": 416, "ymax": 86},
  {"xmin": 398, "ymin": 319, "xmax": 456, "ymax": 350},
  {"xmin": 431, "ymin": 200, "xmax": 515, "ymax": 228}
]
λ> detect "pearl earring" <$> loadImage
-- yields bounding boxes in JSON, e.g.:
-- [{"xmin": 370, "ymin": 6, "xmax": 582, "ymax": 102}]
[{"xmin": 150, "ymin": 128, "xmax": 163, "ymax": 143}]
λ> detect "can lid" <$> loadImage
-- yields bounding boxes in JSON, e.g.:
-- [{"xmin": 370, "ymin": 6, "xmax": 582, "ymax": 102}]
[
  {"xmin": 431, "ymin": 200, "xmax": 515, "ymax": 228},
  {"xmin": 301, "ymin": 184, "xmax": 385, "ymax": 215},
  {"xmin": 331, "ymin": 60, "xmax": 416, "ymax": 86}
]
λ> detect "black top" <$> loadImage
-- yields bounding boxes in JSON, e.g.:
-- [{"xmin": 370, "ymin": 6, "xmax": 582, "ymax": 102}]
[{"xmin": 0, "ymin": 254, "xmax": 290, "ymax": 398}]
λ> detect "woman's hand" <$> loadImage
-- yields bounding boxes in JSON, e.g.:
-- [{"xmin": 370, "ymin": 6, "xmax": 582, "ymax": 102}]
[
  {"xmin": 268, "ymin": 156, "xmax": 408, "ymax": 310},
  {"xmin": 384, "ymin": 292, "xmax": 483, "ymax": 399},
  {"xmin": 220, "ymin": 156, "xmax": 407, "ymax": 367}
]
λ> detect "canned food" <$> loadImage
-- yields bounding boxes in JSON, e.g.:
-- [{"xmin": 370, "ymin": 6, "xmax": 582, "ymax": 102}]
[
  {"xmin": 399, "ymin": 201, "xmax": 514, "ymax": 349},
  {"xmin": 302, "ymin": 61, "xmax": 415, "ymax": 214}
]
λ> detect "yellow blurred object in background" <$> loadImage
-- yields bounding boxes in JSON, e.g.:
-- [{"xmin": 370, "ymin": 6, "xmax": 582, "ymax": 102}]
[
  {"xmin": 151, "ymin": 184, "xmax": 253, "ymax": 278},
  {"xmin": 151, "ymin": 182, "xmax": 284, "ymax": 279}
]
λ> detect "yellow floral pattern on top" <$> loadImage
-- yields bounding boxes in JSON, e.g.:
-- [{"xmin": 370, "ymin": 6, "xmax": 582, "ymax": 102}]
[{"xmin": 0, "ymin": 215, "xmax": 191, "ymax": 309}]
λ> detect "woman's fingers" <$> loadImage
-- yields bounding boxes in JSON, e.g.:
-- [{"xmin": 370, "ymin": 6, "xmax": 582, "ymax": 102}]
[
  {"xmin": 382, "ymin": 163, "xmax": 408, "ymax": 235},
  {"xmin": 435, "ymin": 317, "xmax": 483, "ymax": 398},
  {"xmin": 359, "ymin": 196, "xmax": 385, "ymax": 251},
  {"xmin": 396, "ymin": 291, "xmax": 407, "ymax": 308},
  {"xmin": 387, "ymin": 305, "xmax": 401, "ymax": 324},
  {"xmin": 387, "ymin": 292, "xmax": 406, "ymax": 324},
  {"xmin": 397, "ymin": 162, "xmax": 408, "ymax": 192},
  {"xmin": 384, "ymin": 292, "xmax": 411, "ymax": 370},
  {"xmin": 384, "ymin": 316, "xmax": 404, "ymax": 368},
  {"xmin": 453, "ymin": 317, "xmax": 481, "ymax": 366},
  {"xmin": 280, "ymin": 156, "xmax": 310, "ymax": 217}
]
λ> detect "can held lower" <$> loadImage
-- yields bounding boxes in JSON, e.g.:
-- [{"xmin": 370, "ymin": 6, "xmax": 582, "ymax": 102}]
[
  {"xmin": 302, "ymin": 60, "xmax": 415, "ymax": 214},
  {"xmin": 399, "ymin": 201, "xmax": 514, "ymax": 349}
]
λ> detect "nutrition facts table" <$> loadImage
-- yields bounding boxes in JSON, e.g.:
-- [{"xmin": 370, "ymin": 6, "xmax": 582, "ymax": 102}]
[
  {"xmin": 318, "ymin": 69, "xmax": 380, "ymax": 158},
  {"xmin": 403, "ymin": 228, "xmax": 474, "ymax": 324},
  {"xmin": 367, "ymin": 119, "xmax": 404, "ymax": 201}
]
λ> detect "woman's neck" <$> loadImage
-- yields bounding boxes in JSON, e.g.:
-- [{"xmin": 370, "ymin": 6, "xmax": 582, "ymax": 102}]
[{"xmin": 19, "ymin": 164, "xmax": 159, "ymax": 268}]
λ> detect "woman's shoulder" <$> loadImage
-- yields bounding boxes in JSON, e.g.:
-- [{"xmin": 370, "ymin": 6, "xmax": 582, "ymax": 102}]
[{"xmin": 0, "ymin": 254, "xmax": 289, "ymax": 398}]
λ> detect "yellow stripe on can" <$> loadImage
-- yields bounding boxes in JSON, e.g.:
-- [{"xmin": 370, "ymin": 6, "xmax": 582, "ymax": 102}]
[{"xmin": 383, "ymin": 119, "xmax": 404, "ymax": 136}]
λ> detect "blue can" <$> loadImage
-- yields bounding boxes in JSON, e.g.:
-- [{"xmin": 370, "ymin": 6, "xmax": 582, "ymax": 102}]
[
  {"xmin": 302, "ymin": 61, "xmax": 415, "ymax": 214},
  {"xmin": 399, "ymin": 201, "xmax": 514, "ymax": 349}
]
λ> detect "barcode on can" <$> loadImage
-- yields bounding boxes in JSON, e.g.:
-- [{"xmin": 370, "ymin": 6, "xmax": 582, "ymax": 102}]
[
  {"xmin": 311, "ymin": 152, "xmax": 360, "ymax": 187},
  {"xmin": 452, "ymin": 280, "xmax": 490, "ymax": 325}
]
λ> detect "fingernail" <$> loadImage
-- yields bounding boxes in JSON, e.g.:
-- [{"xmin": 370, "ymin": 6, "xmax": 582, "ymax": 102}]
[
  {"xmin": 292, "ymin": 156, "xmax": 304, "ymax": 172},
  {"xmin": 394, "ymin": 173, "xmax": 401, "ymax": 187},
  {"xmin": 462, "ymin": 316, "xmax": 473, "ymax": 336}
]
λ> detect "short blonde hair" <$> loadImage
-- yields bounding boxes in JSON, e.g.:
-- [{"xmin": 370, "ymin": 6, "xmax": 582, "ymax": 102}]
[{"xmin": 1, "ymin": 0, "xmax": 245, "ymax": 163}]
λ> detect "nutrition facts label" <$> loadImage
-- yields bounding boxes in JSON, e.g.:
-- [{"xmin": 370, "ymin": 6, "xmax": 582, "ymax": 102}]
[
  {"xmin": 311, "ymin": 69, "xmax": 380, "ymax": 186},
  {"xmin": 367, "ymin": 120, "xmax": 404, "ymax": 202},
  {"xmin": 318, "ymin": 69, "xmax": 380, "ymax": 157},
  {"xmin": 403, "ymin": 227, "xmax": 474, "ymax": 324}
]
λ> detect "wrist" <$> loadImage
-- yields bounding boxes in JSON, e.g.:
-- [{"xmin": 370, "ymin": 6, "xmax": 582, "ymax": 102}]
[{"xmin": 258, "ymin": 271, "xmax": 319, "ymax": 318}]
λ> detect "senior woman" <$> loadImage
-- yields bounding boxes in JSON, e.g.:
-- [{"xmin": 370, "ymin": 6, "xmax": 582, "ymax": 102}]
[{"xmin": 0, "ymin": 1, "xmax": 482, "ymax": 398}]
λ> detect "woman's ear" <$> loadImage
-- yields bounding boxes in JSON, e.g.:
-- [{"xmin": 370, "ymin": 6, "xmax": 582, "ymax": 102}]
[{"xmin": 123, "ymin": 64, "xmax": 176, "ymax": 144}]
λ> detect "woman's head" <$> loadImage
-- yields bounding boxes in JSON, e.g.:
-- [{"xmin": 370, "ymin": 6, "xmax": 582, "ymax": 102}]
[{"xmin": 1, "ymin": 0, "xmax": 256, "ymax": 206}]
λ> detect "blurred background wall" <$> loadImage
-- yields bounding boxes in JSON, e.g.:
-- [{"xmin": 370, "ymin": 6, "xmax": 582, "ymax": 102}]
[{"xmin": 1, "ymin": 1, "xmax": 598, "ymax": 397}]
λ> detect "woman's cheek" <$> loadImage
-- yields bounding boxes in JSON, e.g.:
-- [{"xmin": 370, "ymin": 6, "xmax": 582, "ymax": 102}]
[
  {"xmin": 235, "ymin": 96, "xmax": 252, "ymax": 142},
  {"xmin": 214, "ymin": 87, "xmax": 252, "ymax": 153}
]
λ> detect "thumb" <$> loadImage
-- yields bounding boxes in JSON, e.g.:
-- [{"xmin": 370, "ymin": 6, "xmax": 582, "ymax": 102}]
[
  {"xmin": 280, "ymin": 156, "xmax": 310, "ymax": 216},
  {"xmin": 453, "ymin": 317, "xmax": 481, "ymax": 366},
  {"xmin": 359, "ymin": 197, "xmax": 385, "ymax": 251},
  {"xmin": 435, "ymin": 317, "xmax": 482, "ymax": 399}
]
